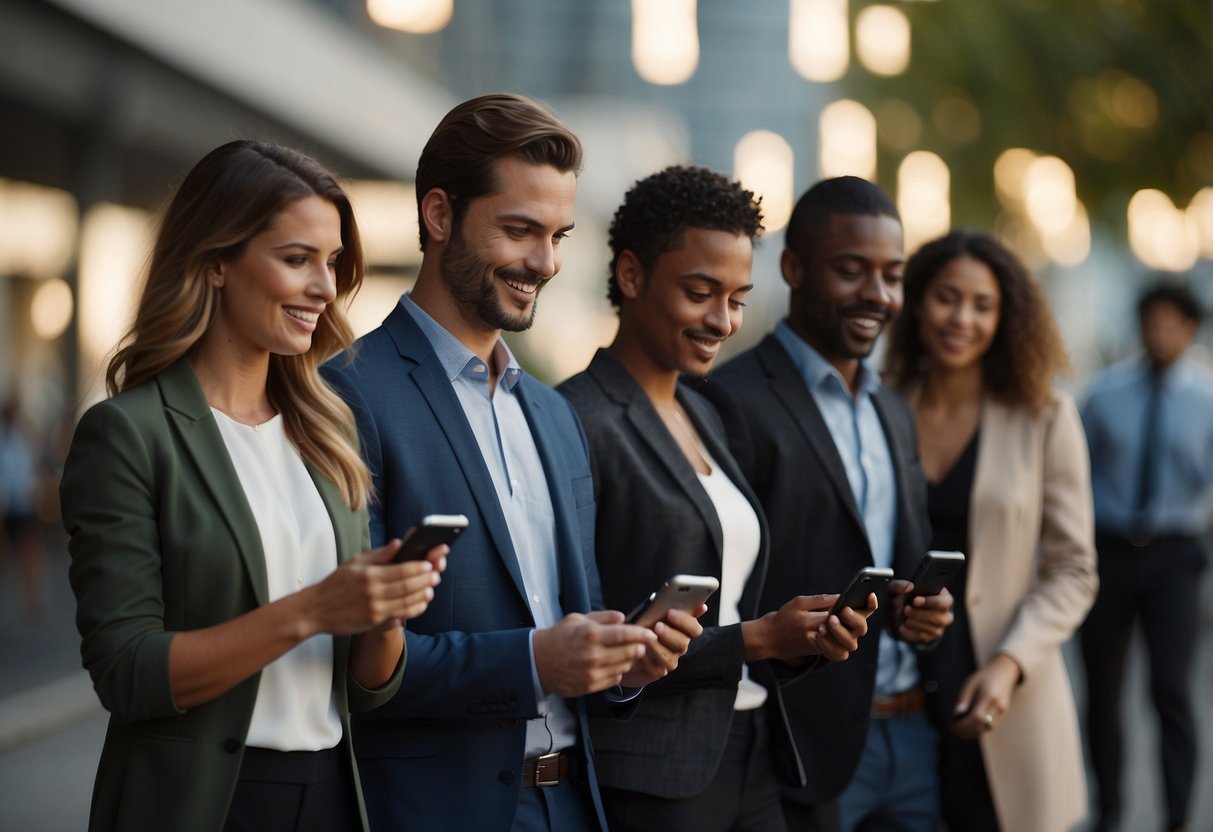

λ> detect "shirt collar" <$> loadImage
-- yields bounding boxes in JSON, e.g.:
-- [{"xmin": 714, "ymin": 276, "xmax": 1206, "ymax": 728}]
[
  {"xmin": 773, "ymin": 319, "xmax": 881, "ymax": 397},
  {"xmin": 400, "ymin": 293, "xmax": 524, "ymax": 391}
]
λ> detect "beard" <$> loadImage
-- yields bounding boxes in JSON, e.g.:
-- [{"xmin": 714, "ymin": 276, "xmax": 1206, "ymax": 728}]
[
  {"xmin": 441, "ymin": 225, "xmax": 547, "ymax": 333},
  {"xmin": 800, "ymin": 295, "xmax": 891, "ymax": 361}
]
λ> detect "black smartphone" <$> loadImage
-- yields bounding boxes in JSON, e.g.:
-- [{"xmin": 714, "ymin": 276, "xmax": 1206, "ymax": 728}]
[
  {"xmin": 829, "ymin": 566, "xmax": 894, "ymax": 616},
  {"xmin": 626, "ymin": 574, "xmax": 720, "ymax": 628},
  {"xmin": 909, "ymin": 550, "xmax": 965, "ymax": 597},
  {"xmin": 394, "ymin": 514, "xmax": 469, "ymax": 562}
]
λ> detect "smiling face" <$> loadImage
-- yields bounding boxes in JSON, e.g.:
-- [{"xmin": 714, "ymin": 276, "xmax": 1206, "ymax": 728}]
[
  {"xmin": 618, "ymin": 227, "xmax": 754, "ymax": 379},
  {"xmin": 205, "ymin": 194, "xmax": 341, "ymax": 361},
  {"xmin": 917, "ymin": 255, "xmax": 1002, "ymax": 374},
  {"xmin": 439, "ymin": 154, "xmax": 577, "ymax": 333},
  {"xmin": 784, "ymin": 212, "xmax": 905, "ymax": 382}
]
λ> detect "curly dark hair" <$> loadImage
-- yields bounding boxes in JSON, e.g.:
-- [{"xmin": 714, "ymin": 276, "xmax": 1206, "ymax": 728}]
[
  {"xmin": 607, "ymin": 165, "xmax": 764, "ymax": 308},
  {"xmin": 885, "ymin": 230, "xmax": 1071, "ymax": 410}
]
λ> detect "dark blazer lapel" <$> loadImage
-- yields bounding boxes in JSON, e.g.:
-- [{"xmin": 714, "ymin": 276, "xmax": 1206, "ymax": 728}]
[
  {"xmin": 756, "ymin": 335, "xmax": 866, "ymax": 535},
  {"xmin": 384, "ymin": 306, "xmax": 531, "ymax": 606},
  {"xmin": 583, "ymin": 353, "xmax": 725, "ymax": 558},
  {"xmin": 681, "ymin": 387, "xmax": 769, "ymax": 611},
  {"xmin": 517, "ymin": 379, "xmax": 591, "ymax": 614},
  {"xmin": 157, "ymin": 359, "xmax": 269, "ymax": 605}
]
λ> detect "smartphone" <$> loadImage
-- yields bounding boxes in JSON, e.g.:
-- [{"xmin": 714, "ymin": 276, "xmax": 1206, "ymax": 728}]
[
  {"xmin": 626, "ymin": 574, "xmax": 720, "ymax": 628},
  {"xmin": 909, "ymin": 550, "xmax": 965, "ymax": 597},
  {"xmin": 829, "ymin": 566, "xmax": 894, "ymax": 616},
  {"xmin": 394, "ymin": 514, "xmax": 469, "ymax": 562}
]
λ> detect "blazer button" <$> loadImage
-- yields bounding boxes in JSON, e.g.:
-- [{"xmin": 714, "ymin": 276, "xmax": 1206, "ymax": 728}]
[
  {"xmin": 498, "ymin": 770, "xmax": 515, "ymax": 785},
  {"xmin": 222, "ymin": 737, "xmax": 242, "ymax": 753}
]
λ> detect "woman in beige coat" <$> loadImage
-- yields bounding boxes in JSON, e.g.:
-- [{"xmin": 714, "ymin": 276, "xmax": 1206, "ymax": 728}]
[{"xmin": 886, "ymin": 230, "xmax": 1098, "ymax": 831}]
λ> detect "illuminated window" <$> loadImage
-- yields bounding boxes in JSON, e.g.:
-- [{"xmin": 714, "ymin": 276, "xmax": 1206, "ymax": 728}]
[
  {"xmin": 789, "ymin": 0, "xmax": 849, "ymax": 83},
  {"xmin": 734, "ymin": 131, "xmax": 795, "ymax": 232},
  {"xmin": 633, "ymin": 0, "xmax": 699, "ymax": 85}
]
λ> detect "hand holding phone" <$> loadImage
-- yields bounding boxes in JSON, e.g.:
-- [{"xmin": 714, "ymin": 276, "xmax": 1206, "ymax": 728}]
[
  {"xmin": 829, "ymin": 567, "xmax": 894, "ymax": 617},
  {"xmin": 909, "ymin": 550, "xmax": 965, "ymax": 597},
  {"xmin": 626, "ymin": 575, "xmax": 719, "ymax": 628},
  {"xmin": 394, "ymin": 514, "xmax": 468, "ymax": 562}
]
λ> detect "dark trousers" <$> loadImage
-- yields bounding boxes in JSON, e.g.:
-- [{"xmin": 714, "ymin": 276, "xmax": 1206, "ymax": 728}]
[
  {"xmin": 937, "ymin": 731, "xmax": 999, "ymax": 831},
  {"xmin": 224, "ymin": 746, "xmax": 360, "ymax": 832},
  {"xmin": 1080, "ymin": 534, "xmax": 1207, "ymax": 828},
  {"xmin": 783, "ymin": 797, "xmax": 841, "ymax": 832},
  {"xmin": 602, "ymin": 707, "xmax": 786, "ymax": 832},
  {"xmin": 512, "ymin": 770, "xmax": 598, "ymax": 832}
]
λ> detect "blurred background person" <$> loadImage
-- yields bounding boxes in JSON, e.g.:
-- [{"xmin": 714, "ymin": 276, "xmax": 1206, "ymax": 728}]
[
  {"xmin": 59, "ymin": 140, "xmax": 445, "ymax": 832},
  {"xmin": 1080, "ymin": 280, "xmax": 1213, "ymax": 832},
  {"xmin": 0, "ymin": 395, "xmax": 46, "ymax": 621},
  {"xmin": 559, "ymin": 165, "xmax": 872, "ymax": 832},
  {"xmin": 885, "ymin": 230, "xmax": 1098, "ymax": 832}
]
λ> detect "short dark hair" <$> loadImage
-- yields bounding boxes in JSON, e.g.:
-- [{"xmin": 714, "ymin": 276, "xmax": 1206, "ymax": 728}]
[
  {"xmin": 1138, "ymin": 279, "xmax": 1202, "ymax": 323},
  {"xmin": 886, "ymin": 230, "xmax": 1070, "ymax": 410},
  {"xmin": 785, "ymin": 176, "xmax": 899, "ymax": 260},
  {"xmin": 415, "ymin": 93, "xmax": 583, "ymax": 251},
  {"xmin": 607, "ymin": 165, "xmax": 764, "ymax": 308}
]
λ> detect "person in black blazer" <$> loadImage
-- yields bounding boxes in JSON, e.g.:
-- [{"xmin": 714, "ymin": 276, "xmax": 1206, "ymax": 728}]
[
  {"xmin": 59, "ymin": 141, "xmax": 443, "ymax": 832},
  {"xmin": 559, "ymin": 167, "xmax": 872, "ymax": 832},
  {"xmin": 699, "ymin": 177, "xmax": 954, "ymax": 832}
]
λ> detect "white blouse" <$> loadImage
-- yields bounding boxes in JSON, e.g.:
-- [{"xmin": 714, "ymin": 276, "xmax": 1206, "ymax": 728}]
[
  {"xmin": 696, "ymin": 445, "xmax": 768, "ymax": 711},
  {"xmin": 212, "ymin": 410, "xmax": 343, "ymax": 751}
]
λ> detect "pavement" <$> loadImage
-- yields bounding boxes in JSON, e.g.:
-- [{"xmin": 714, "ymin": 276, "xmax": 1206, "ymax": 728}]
[{"xmin": 1, "ymin": 533, "xmax": 1211, "ymax": 831}]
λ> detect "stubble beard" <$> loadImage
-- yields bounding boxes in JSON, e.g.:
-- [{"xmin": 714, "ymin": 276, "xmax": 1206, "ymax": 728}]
[{"xmin": 441, "ymin": 226, "xmax": 544, "ymax": 333}]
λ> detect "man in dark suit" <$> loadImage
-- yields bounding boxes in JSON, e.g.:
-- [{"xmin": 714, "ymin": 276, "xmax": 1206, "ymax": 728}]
[
  {"xmin": 323, "ymin": 94, "xmax": 700, "ymax": 832},
  {"xmin": 699, "ymin": 177, "xmax": 953, "ymax": 832},
  {"xmin": 558, "ymin": 166, "xmax": 873, "ymax": 832}
]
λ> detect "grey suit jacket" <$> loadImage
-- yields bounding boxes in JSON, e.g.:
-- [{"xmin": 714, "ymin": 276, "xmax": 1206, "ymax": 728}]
[
  {"xmin": 60, "ymin": 358, "xmax": 399, "ymax": 832},
  {"xmin": 699, "ymin": 334, "xmax": 930, "ymax": 804},
  {"xmin": 558, "ymin": 349, "xmax": 806, "ymax": 799}
]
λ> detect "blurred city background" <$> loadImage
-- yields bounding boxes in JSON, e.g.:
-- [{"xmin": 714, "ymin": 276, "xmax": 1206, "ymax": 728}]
[{"xmin": 0, "ymin": 0, "xmax": 1210, "ymax": 828}]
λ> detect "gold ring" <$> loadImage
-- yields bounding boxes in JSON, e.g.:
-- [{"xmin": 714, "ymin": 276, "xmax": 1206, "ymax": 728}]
[{"xmin": 980, "ymin": 713, "xmax": 994, "ymax": 726}]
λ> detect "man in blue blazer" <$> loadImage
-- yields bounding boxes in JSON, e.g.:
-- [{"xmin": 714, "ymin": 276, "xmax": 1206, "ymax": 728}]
[{"xmin": 323, "ymin": 94, "xmax": 699, "ymax": 832}]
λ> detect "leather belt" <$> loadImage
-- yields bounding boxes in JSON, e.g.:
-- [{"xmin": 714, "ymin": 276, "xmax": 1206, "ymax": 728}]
[
  {"xmin": 521, "ymin": 750, "xmax": 572, "ymax": 788},
  {"xmin": 871, "ymin": 686, "xmax": 925, "ymax": 719}
]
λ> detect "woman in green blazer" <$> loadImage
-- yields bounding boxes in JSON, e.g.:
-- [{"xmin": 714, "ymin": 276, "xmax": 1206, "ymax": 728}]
[{"xmin": 60, "ymin": 141, "xmax": 447, "ymax": 832}]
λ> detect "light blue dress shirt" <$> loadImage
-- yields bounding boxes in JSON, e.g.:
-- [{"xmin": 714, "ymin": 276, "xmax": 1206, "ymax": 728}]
[
  {"xmin": 402, "ymin": 294, "xmax": 576, "ymax": 756},
  {"xmin": 1082, "ymin": 354, "xmax": 1213, "ymax": 537},
  {"xmin": 773, "ymin": 321, "xmax": 919, "ymax": 697}
]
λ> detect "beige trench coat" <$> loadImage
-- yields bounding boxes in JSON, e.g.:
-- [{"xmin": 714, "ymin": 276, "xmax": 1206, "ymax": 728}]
[{"xmin": 956, "ymin": 390, "xmax": 1099, "ymax": 832}]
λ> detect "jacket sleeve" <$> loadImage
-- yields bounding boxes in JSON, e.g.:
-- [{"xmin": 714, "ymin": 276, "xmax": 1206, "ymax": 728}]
[
  {"xmin": 998, "ymin": 394, "xmax": 1099, "ymax": 680},
  {"xmin": 347, "ymin": 517, "xmax": 407, "ymax": 713},
  {"xmin": 61, "ymin": 401, "xmax": 183, "ymax": 724}
]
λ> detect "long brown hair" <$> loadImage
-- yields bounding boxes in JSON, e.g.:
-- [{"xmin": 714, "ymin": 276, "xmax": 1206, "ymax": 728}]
[
  {"xmin": 886, "ymin": 230, "xmax": 1070, "ymax": 410},
  {"xmin": 106, "ymin": 140, "xmax": 371, "ymax": 508}
]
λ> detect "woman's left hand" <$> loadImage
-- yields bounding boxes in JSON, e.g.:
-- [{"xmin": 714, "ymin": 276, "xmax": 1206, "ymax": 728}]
[{"xmin": 950, "ymin": 653, "xmax": 1022, "ymax": 740}]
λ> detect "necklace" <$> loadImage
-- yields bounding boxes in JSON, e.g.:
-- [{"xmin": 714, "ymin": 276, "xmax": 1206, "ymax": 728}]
[
  {"xmin": 211, "ymin": 404, "xmax": 276, "ymax": 432},
  {"xmin": 656, "ymin": 403, "xmax": 711, "ymax": 471}
]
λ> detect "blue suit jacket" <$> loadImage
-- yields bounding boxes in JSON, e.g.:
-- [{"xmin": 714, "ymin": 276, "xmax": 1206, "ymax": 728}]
[{"xmin": 323, "ymin": 302, "xmax": 611, "ymax": 831}]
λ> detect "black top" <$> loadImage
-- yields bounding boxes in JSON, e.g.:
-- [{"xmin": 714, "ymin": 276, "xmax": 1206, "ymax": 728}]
[{"xmin": 922, "ymin": 429, "xmax": 980, "ymax": 728}]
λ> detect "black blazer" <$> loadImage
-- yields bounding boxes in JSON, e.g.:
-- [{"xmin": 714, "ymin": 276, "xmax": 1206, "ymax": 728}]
[
  {"xmin": 698, "ymin": 333, "xmax": 930, "ymax": 804},
  {"xmin": 557, "ymin": 349, "xmax": 805, "ymax": 799}
]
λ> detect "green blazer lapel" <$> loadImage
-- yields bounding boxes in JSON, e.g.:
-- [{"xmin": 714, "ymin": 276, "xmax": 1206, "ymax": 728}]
[
  {"xmin": 157, "ymin": 359, "xmax": 270, "ymax": 606},
  {"xmin": 306, "ymin": 462, "xmax": 363, "ymax": 565}
]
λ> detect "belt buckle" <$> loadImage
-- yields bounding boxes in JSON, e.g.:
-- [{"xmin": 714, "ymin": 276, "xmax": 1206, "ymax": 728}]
[{"xmin": 534, "ymin": 751, "xmax": 561, "ymax": 787}]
